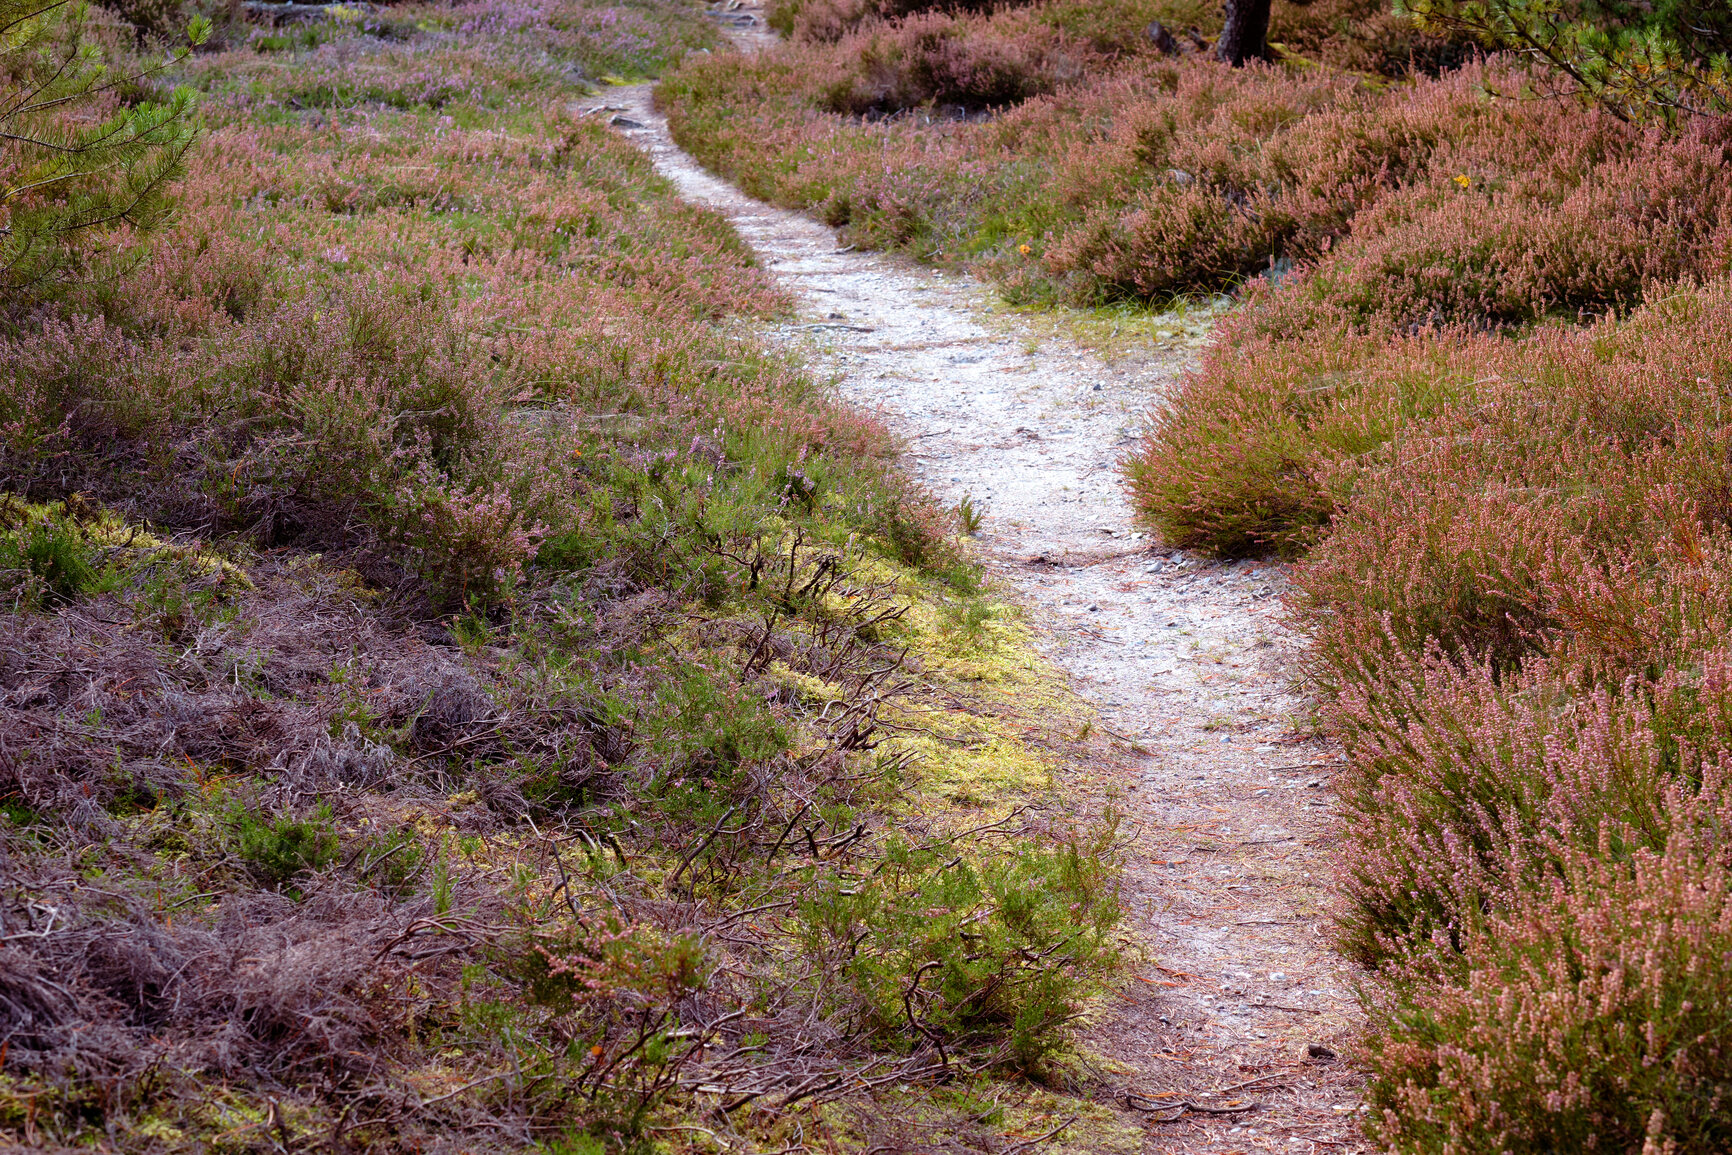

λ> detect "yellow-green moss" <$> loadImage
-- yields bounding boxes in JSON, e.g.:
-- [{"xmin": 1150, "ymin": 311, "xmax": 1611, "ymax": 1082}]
[{"xmin": 0, "ymin": 493, "xmax": 255, "ymax": 591}]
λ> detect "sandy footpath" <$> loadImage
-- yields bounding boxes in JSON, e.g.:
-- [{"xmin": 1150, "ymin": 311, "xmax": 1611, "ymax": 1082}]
[{"xmin": 606, "ymin": 68, "xmax": 1370, "ymax": 1153}]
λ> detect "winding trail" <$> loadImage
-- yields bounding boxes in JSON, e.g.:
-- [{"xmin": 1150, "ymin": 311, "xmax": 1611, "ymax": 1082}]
[{"xmin": 611, "ymin": 67, "xmax": 1369, "ymax": 1153}]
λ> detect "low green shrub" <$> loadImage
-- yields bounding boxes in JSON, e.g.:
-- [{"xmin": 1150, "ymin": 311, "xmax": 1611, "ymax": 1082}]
[
  {"xmin": 233, "ymin": 804, "xmax": 339, "ymax": 887},
  {"xmin": 794, "ymin": 819, "xmax": 1120, "ymax": 1072},
  {"xmin": 1126, "ymin": 318, "xmax": 1471, "ymax": 557},
  {"xmin": 0, "ymin": 518, "xmax": 104, "ymax": 606},
  {"xmin": 643, "ymin": 664, "xmax": 790, "ymax": 791},
  {"xmin": 518, "ymin": 918, "xmax": 709, "ymax": 1015},
  {"xmin": 509, "ymin": 918, "xmax": 711, "ymax": 1136},
  {"xmin": 355, "ymin": 828, "xmax": 427, "ymax": 893}
]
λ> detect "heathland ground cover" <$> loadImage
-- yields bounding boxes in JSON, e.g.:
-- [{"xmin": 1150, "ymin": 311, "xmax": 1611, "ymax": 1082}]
[
  {"xmin": 0, "ymin": 1, "xmax": 1129, "ymax": 1149},
  {"xmin": 663, "ymin": 1, "xmax": 1732, "ymax": 1150}
]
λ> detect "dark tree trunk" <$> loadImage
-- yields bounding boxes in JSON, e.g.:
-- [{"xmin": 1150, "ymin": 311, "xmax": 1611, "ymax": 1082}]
[{"xmin": 1214, "ymin": 0, "xmax": 1272, "ymax": 65}]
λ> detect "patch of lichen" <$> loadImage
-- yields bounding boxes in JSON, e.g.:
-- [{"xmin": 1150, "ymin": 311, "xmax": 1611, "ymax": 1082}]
[
  {"xmin": 0, "ymin": 1072, "xmax": 302, "ymax": 1154},
  {"xmin": 889, "ymin": 581, "xmax": 1090, "ymax": 817},
  {"xmin": 0, "ymin": 491, "xmax": 255, "ymax": 607},
  {"xmin": 978, "ymin": 290, "xmax": 1228, "ymax": 366},
  {"xmin": 746, "ymin": 539, "xmax": 1091, "ymax": 818}
]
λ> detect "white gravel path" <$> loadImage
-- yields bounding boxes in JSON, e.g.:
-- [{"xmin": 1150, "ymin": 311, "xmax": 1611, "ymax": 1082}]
[{"xmin": 609, "ymin": 70, "xmax": 1370, "ymax": 1153}]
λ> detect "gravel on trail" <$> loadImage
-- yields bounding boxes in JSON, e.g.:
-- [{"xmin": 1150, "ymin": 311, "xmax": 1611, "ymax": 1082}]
[{"xmin": 610, "ymin": 66, "xmax": 1370, "ymax": 1153}]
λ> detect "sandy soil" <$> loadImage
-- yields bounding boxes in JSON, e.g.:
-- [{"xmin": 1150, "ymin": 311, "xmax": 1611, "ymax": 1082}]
[{"xmin": 607, "ymin": 53, "xmax": 1371, "ymax": 1153}]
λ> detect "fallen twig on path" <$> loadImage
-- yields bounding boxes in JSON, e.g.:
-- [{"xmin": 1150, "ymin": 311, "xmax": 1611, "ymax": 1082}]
[
  {"xmin": 1205, "ymin": 1071, "xmax": 1301, "ymax": 1096},
  {"xmin": 1123, "ymin": 1092, "xmax": 1262, "ymax": 1121},
  {"xmin": 1253, "ymin": 1001, "xmax": 1323, "ymax": 1014}
]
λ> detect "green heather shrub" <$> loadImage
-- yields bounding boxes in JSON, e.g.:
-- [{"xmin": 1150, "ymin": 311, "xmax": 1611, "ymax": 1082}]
[
  {"xmin": 233, "ymin": 804, "xmax": 339, "ymax": 887},
  {"xmin": 0, "ymin": 514, "xmax": 104, "ymax": 606},
  {"xmin": 519, "ymin": 918, "xmax": 708, "ymax": 1015},
  {"xmin": 636, "ymin": 663, "xmax": 793, "ymax": 827},
  {"xmin": 355, "ymin": 827, "xmax": 428, "ymax": 892},
  {"xmin": 794, "ymin": 820, "xmax": 1121, "ymax": 1072},
  {"xmin": 511, "ymin": 918, "xmax": 711, "ymax": 1133},
  {"xmin": 1126, "ymin": 322, "xmax": 1418, "ymax": 557}
]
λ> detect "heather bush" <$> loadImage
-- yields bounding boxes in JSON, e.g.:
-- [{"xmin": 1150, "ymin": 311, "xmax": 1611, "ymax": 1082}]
[
  {"xmin": 1327, "ymin": 650, "xmax": 1732, "ymax": 965},
  {"xmin": 1082, "ymin": 47, "xmax": 1732, "ymax": 1138},
  {"xmin": 773, "ymin": 0, "xmax": 1458, "ymax": 73},
  {"xmin": 1203, "ymin": 278, "xmax": 1732, "ymax": 1147},
  {"xmin": 518, "ymin": 916, "xmax": 708, "ymax": 1017},
  {"xmin": 0, "ymin": 503, "xmax": 108, "ymax": 607},
  {"xmin": 1126, "ymin": 319, "xmax": 1457, "ymax": 555},
  {"xmin": 817, "ymin": 8, "xmax": 1091, "ymax": 114},
  {"xmin": 1033, "ymin": 63, "xmax": 1420, "ymax": 300},
  {"xmin": 639, "ymin": 662, "xmax": 790, "ymax": 790},
  {"xmin": 1362, "ymin": 773, "xmax": 1732, "ymax": 1153},
  {"xmin": 1037, "ymin": 0, "xmax": 1212, "ymax": 53},
  {"xmin": 1052, "ymin": 58, "xmax": 1732, "ymax": 315},
  {"xmin": 793, "ymin": 818, "xmax": 1121, "ymax": 1072},
  {"xmin": 1292, "ymin": 280, "xmax": 1732, "ymax": 675},
  {"xmin": 1134, "ymin": 151, "xmax": 1732, "ymax": 554},
  {"xmin": 770, "ymin": 0, "xmax": 1038, "ymax": 43},
  {"xmin": 1287, "ymin": 109, "xmax": 1732, "ymax": 329},
  {"xmin": 233, "ymin": 803, "xmax": 341, "ymax": 888},
  {"xmin": 770, "ymin": 0, "xmax": 1210, "ymax": 47},
  {"xmin": 1271, "ymin": 0, "xmax": 1473, "ymax": 75},
  {"xmin": 667, "ymin": 26, "xmax": 1732, "ymax": 313},
  {"xmin": 0, "ymin": 83, "xmax": 957, "ymax": 607}
]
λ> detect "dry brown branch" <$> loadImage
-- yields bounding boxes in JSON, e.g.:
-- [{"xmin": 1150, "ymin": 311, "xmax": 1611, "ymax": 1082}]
[
  {"xmin": 1124, "ymin": 1092, "xmax": 1263, "ymax": 1121},
  {"xmin": 1001, "ymin": 1115, "xmax": 1078, "ymax": 1153}
]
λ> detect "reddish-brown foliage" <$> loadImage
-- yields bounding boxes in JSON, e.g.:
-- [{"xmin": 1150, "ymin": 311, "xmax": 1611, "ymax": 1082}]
[{"xmin": 1179, "ymin": 280, "xmax": 1732, "ymax": 1150}]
